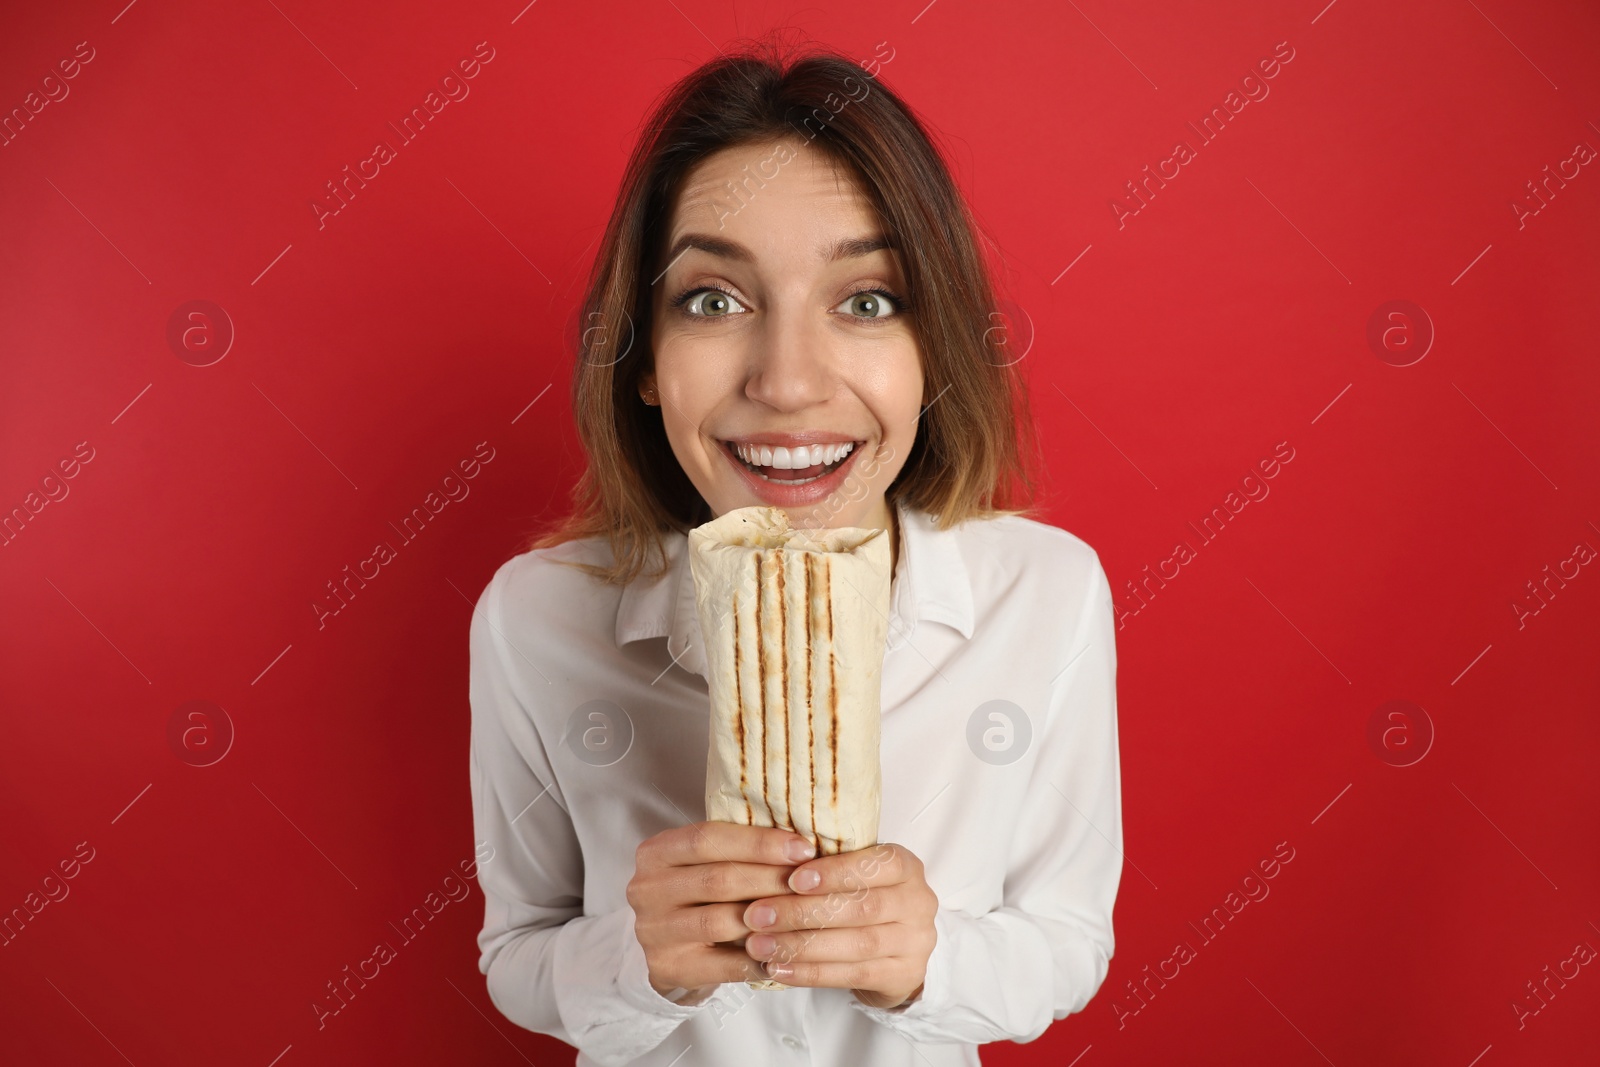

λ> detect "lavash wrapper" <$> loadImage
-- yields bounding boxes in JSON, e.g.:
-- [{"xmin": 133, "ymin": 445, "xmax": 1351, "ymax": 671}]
[{"xmin": 688, "ymin": 505, "xmax": 893, "ymax": 991}]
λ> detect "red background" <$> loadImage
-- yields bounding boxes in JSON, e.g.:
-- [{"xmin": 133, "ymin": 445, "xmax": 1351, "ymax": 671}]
[{"xmin": 2, "ymin": 1, "xmax": 1597, "ymax": 1064}]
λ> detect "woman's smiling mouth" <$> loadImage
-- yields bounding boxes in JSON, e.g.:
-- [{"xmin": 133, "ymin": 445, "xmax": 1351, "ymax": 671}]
[
  {"xmin": 717, "ymin": 435, "xmax": 868, "ymax": 504},
  {"xmin": 726, "ymin": 440, "xmax": 857, "ymax": 482}
]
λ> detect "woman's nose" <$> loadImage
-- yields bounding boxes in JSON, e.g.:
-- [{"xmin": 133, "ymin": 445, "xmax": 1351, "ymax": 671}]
[{"xmin": 743, "ymin": 304, "xmax": 834, "ymax": 412}]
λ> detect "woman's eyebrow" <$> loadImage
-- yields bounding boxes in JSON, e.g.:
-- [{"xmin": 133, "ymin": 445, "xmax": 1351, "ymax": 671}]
[
  {"xmin": 825, "ymin": 234, "xmax": 894, "ymax": 261},
  {"xmin": 663, "ymin": 233, "xmax": 755, "ymax": 267},
  {"xmin": 660, "ymin": 232, "xmax": 895, "ymax": 269}
]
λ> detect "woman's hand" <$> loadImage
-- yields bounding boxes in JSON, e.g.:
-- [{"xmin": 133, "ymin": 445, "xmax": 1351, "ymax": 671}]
[
  {"xmin": 627, "ymin": 821, "xmax": 818, "ymax": 1000},
  {"xmin": 739, "ymin": 842, "xmax": 937, "ymax": 1010}
]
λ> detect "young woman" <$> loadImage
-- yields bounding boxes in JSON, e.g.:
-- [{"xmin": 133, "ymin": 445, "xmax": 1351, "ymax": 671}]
[{"xmin": 468, "ymin": 38, "xmax": 1123, "ymax": 1067}]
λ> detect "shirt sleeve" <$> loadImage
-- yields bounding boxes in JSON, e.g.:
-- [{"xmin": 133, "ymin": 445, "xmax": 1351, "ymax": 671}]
[
  {"xmin": 850, "ymin": 551, "xmax": 1123, "ymax": 1043},
  {"xmin": 469, "ymin": 557, "xmax": 714, "ymax": 1066}
]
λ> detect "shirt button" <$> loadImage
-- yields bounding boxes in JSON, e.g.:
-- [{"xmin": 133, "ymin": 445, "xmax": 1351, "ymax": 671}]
[{"xmin": 780, "ymin": 1033, "xmax": 806, "ymax": 1051}]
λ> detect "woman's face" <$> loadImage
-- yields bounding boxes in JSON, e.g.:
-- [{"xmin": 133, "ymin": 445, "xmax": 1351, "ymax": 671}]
[{"xmin": 642, "ymin": 137, "xmax": 923, "ymax": 533}]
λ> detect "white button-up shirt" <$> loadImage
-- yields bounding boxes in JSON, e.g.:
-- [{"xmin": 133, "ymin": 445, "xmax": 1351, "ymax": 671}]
[{"xmin": 468, "ymin": 498, "xmax": 1123, "ymax": 1066}]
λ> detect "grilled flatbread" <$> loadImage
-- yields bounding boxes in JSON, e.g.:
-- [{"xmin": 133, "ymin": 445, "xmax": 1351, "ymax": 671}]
[{"xmin": 687, "ymin": 505, "xmax": 893, "ymax": 990}]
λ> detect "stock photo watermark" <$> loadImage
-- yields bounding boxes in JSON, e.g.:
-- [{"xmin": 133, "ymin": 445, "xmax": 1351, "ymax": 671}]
[
  {"xmin": 563, "ymin": 699, "xmax": 635, "ymax": 767},
  {"xmin": 1111, "ymin": 40, "xmax": 1297, "ymax": 230},
  {"xmin": 1365, "ymin": 300, "xmax": 1433, "ymax": 367},
  {"xmin": 1, "ymin": 841, "xmax": 97, "ymax": 949},
  {"xmin": 312, "ymin": 441, "xmax": 497, "ymax": 630},
  {"xmin": 310, "ymin": 41, "xmax": 498, "ymax": 230},
  {"xmin": 1510, "ymin": 932, "xmax": 1596, "ymax": 1031},
  {"xmin": 1510, "ymin": 534, "xmax": 1594, "ymax": 631},
  {"xmin": 1112, "ymin": 840, "xmax": 1297, "ymax": 1029},
  {"xmin": 2, "ymin": 440, "xmax": 96, "ymax": 550},
  {"xmin": 1509, "ymin": 136, "xmax": 1595, "ymax": 231},
  {"xmin": 1365, "ymin": 699, "xmax": 1434, "ymax": 768},
  {"xmin": 981, "ymin": 299, "xmax": 1034, "ymax": 368},
  {"xmin": 966, "ymin": 699, "xmax": 1032, "ymax": 766},
  {"xmin": 167, "ymin": 700, "xmax": 236, "ymax": 767},
  {"xmin": 0, "ymin": 39, "xmax": 96, "ymax": 149},
  {"xmin": 708, "ymin": 40, "xmax": 897, "ymax": 231},
  {"xmin": 312, "ymin": 841, "xmax": 495, "ymax": 1030},
  {"xmin": 1114, "ymin": 441, "xmax": 1297, "ymax": 629},
  {"xmin": 166, "ymin": 300, "xmax": 235, "ymax": 367}
]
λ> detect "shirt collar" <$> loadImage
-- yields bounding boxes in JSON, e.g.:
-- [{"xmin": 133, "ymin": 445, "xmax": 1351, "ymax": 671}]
[{"xmin": 614, "ymin": 497, "xmax": 975, "ymax": 681}]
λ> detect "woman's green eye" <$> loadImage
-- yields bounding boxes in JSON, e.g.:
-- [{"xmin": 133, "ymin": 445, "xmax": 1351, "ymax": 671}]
[
  {"xmin": 838, "ymin": 291, "xmax": 901, "ymax": 319},
  {"xmin": 683, "ymin": 289, "xmax": 747, "ymax": 316}
]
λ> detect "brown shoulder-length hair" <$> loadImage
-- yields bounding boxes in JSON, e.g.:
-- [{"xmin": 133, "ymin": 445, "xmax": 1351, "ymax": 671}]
[{"xmin": 528, "ymin": 33, "xmax": 1043, "ymax": 586}]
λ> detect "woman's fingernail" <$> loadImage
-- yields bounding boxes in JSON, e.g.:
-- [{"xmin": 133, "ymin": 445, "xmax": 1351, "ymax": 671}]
[
  {"xmin": 746, "ymin": 933, "xmax": 775, "ymax": 958},
  {"xmin": 789, "ymin": 868, "xmax": 821, "ymax": 891},
  {"xmin": 765, "ymin": 962, "xmax": 792, "ymax": 978},
  {"xmin": 786, "ymin": 839, "xmax": 816, "ymax": 862},
  {"xmin": 747, "ymin": 905, "xmax": 776, "ymax": 928}
]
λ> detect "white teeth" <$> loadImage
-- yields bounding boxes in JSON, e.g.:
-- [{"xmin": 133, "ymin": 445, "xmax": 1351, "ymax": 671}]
[{"xmin": 730, "ymin": 440, "xmax": 857, "ymax": 471}]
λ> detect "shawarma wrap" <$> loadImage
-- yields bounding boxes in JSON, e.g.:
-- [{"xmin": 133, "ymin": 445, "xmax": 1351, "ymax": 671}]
[{"xmin": 687, "ymin": 505, "xmax": 894, "ymax": 990}]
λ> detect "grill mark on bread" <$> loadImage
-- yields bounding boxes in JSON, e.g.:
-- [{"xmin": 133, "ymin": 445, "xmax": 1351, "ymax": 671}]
[
  {"xmin": 778, "ymin": 556, "xmax": 789, "ymax": 831},
  {"xmin": 805, "ymin": 553, "xmax": 816, "ymax": 850},
  {"xmin": 826, "ymin": 556, "xmax": 837, "ymax": 822},
  {"xmin": 733, "ymin": 588, "xmax": 751, "ymax": 825},
  {"xmin": 755, "ymin": 552, "xmax": 767, "ymax": 815}
]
